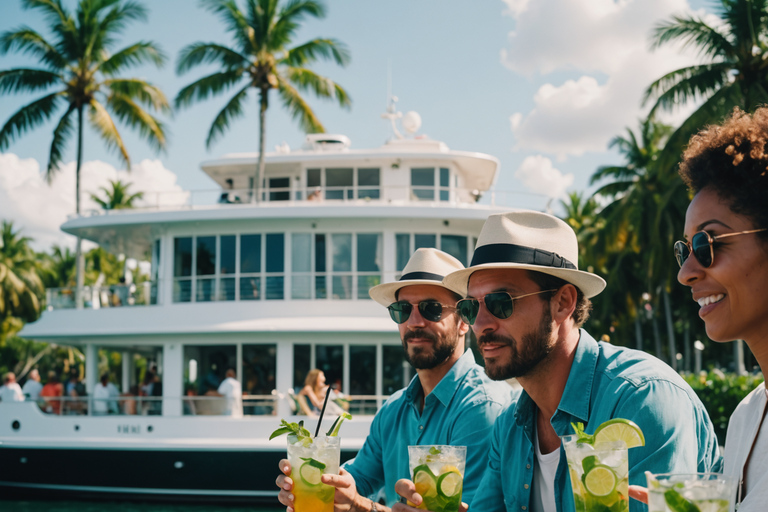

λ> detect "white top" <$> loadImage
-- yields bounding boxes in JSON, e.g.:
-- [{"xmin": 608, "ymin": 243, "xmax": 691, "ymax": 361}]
[
  {"xmin": 22, "ymin": 379, "xmax": 43, "ymax": 401},
  {"xmin": 92, "ymin": 382, "xmax": 120, "ymax": 413},
  {"xmin": 217, "ymin": 377, "xmax": 243, "ymax": 418},
  {"xmin": 723, "ymin": 382, "xmax": 768, "ymax": 511},
  {"xmin": 0, "ymin": 382, "xmax": 24, "ymax": 402},
  {"xmin": 531, "ymin": 426, "xmax": 559, "ymax": 512}
]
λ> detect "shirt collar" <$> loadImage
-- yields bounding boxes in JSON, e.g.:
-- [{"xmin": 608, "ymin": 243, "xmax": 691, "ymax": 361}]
[
  {"xmin": 514, "ymin": 329, "xmax": 599, "ymax": 426},
  {"xmin": 405, "ymin": 349, "xmax": 477, "ymax": 407}
]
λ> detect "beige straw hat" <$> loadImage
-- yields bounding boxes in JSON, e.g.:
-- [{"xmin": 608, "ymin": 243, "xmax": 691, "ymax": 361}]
[
  {"xmin": 443, "ymin": 210, "xmax": 606, "ymax": 298},
  {"xmin": 369, "ymin": 248, "xmax": 466, "ymax": 306}
]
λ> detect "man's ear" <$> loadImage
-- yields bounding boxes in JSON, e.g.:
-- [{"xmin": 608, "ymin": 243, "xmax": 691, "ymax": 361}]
[{"xmin": 552, "ymin": 284, "xmax": 577, "ymax": 324}]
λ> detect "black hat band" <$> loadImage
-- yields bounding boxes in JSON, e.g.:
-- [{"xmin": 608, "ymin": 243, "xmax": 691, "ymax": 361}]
[
  {"xmin": 400, "ymin": 271, "xmax": 445, "ymax": 282},
  {"xmin": 470, "ymin": 243, "xmax": 576, "ymax": 269}
]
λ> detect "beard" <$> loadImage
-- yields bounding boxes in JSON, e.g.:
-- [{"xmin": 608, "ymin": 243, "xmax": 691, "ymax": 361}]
[
  {"xmin": 402, "ymin": 325, "xmax": 460, "ymax": 370},
  {"xmin": 479, "ymin": 307, "xmax": 555, "ymax": 380}
]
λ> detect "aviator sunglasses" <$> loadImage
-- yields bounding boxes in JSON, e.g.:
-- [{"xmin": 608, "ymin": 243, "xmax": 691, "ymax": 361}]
[
  {"xmin": 387, "ymin": 300, "xmax": 458, "ymax": 324},
  {"xmin": 456, "ymin": 289, "xmax": 557, "ymax": 325},
  {"xmin": 674, "ymin": 228, "xmax": 768, "ymax": 268}
]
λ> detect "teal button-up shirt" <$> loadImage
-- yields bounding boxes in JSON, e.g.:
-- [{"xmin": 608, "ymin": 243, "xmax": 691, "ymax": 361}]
[
  {"xmin": 344, "ymin": 349, "xmax": 517, "ymax": 507},
  {"xmin": 470, "ymin": 330, "xmax": 722, "ymax": 512}
]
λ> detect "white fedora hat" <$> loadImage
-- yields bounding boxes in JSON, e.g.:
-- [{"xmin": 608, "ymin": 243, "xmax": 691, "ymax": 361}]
[
  {"xmin": 369, "ymin": 248, "xmax": 466, "ymax": 307},
  {"xmin": 443, "ymin": 210, "xmax": 606, "ymax": 298}
]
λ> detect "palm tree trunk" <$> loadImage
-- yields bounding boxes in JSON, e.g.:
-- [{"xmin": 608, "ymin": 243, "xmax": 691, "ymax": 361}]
[
  {"xmin": 651, "ymin": 302, "xmax": 663, "ymax": 361},
  {"xmin": 662, "ymin": 287, "xmax": 677, "ymax": 371},
  {"xmin": 75, "ymin": 105, "xmax": 85, "ymax": 310},
  {"xmin": 253, "ymin": 86, "xmax": 269, "ymax": 203},
  {"xmin": 634, "ymin": 308, "xmax": 643, "ymax": 351}
]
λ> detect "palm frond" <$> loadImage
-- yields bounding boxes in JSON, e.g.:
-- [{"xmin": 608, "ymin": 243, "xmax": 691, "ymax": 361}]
[
  {"xmin": 0, "ymin": 92, "xmax": 63, "ymax": 150},
  {"xmin": 106, "ymin": 94, "xmax": 167, "ymax": 153},
  {"xmin": 284, "ymin": 67, "xmax": 351, "ymax": 108},
  {"xmin": 176, "ymin": 42, "xmax": 249, "ymax": 74},
  {"xmin": 643, "ymin": 63, "xmax": 731, "ymax": 111},
  {"xmin": 0, "ymin": 27, "xmax": 67, "ymax": 69},
  {"xmin": 0, "ymin": 68, "xmax": 61, "ymax": 94},
  {"xmin": 99, "ymin": 41, "xmax": 165, "ymax": 75},
  {"xmin": 174, "ymin": 69, "xmax": 245, "ymax": 108},
  {"xmin": 283, "ymin": 38, "xmax": 350, "ymax": 67},
  {"xmin": 88, "ymin": 99, "xmax": 130, "ymax": 167},
  {"xmin": 205, "ymin": 83, "xmax": 250, "ymax": 148},
  {"xmin": 650, "ymin": 15, "xmax": 735, "ymax": 60},
  {"xmin": 104, "ymin": 78, "xmax": 170, "ymax": 112},
  {"xmin": 271, "ymin": 0, "xmax": 325, "ymax": 49},
  {"xmin": 277, "ymin": 78, "xmax": 324, "ymax": 132},
  {"xmin": 202, "ymin": 0, "xmax": 255, "ymax": 53},
  {"xmin": 46, "ymin": 104, "xmax": 75, "ymax": 180}
]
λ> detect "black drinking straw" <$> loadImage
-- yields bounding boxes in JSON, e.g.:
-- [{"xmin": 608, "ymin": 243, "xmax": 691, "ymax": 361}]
[{"xmin": 314, "ymin": 385, "xmax": 333, "ymax": 437}]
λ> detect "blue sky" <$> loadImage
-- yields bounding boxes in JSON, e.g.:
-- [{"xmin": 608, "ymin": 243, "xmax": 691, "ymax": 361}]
[{"xmin": 0, "ymin": 0, "xmax": 711, "ymax": 249}]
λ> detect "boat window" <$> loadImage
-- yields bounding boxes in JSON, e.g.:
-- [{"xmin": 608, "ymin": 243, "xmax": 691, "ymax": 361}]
[
  {"xmin": 304, "ymin": 167, "xmax": 380, "ymax": 201},
  {"xmin": 183, "ymin": 345, "xmax": 237, "ymax": 415},
  {"xmin": 267, "ymin": 177, "xmax": 291, "ymax": 201},
  {"xmin": 307, "ymin": 168, "xmax": 321, "ymax": 188},
  {"xmin": 266, "ymin": 233, "xmax": 285, "ymax": 300},
  {"xmin": 220, "ymin": 236, "xmax": 236, "ymax": 274},
  {"xmin": 242, "ymin": 344, "xmax": 277, "ymax": 415},
  {"xmin": 349, "ymin": 346, "xmax": 376, "ymax": 395},
  {"xmin": 293, "ymin": 344, "xmax": 311, "ymax": 390},
  {"xmin": 326, "ymin": 168, "xmax": 354, "ymax": 200},
  {"xmin": 396, "ymin": 234, "xmax": 410, "ymax": 272},
  {"xmin": 411, "ymin": 167, "xmax": 451, "ymax": 202},
  {"xmin": 315, "ymin": 234, "xmax": 327, "ymax": 299},
  {"xmin": 196, "ymin": 236, "xmax": 217, "ymax": 302},
  {"xmin": 440, "ymin": 167, "xmax": 450, "ymax": 201},
  {"xmin": 332, "ymin": 234, "xmax": 352, "ymax": 299},
  {"xmin": 395, "ymin": 233, "xmax": 472, "ymax": 274},
  {"xmin": 383, "ymin": 344, "xmax": 412, "ymax": 395},
  {"xmin": 358, "ymin": 168, "xmax": 380, "ymax": 199},
  {"xmin": 292, "ymin": 234, "xmax": 312, "ymax": 299},
  {"xmin": 151, "ymin": 239, "xmax": 161, "ymax": 305},
  {"xmin": 441, "ymin": 235, "xmax": 468, "ymax": 266},
  {"xmin": 173, "ymin": 237, "xmax": 193, "ymax": 302},
  {"xmin": 357, "ymin": 234, "xmax": 382, "ymax": 299},
  {"xmin": 415, "ymin": 234, "xmax": 437, "ymax": 250},
  {"xmin": 315, "ymin": 345, "xmax": 343, "ymax": 393}
]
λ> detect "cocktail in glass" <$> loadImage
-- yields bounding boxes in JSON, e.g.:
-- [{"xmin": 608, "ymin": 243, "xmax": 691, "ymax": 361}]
[
  {"xmin": 646, "ymin": 472, "xmax": 736, "ymax": 512},
  {"xmin": 286, "ymin": 434, "xmax": 340, "ymax": 512},
  {"xmin": 562, "ymin": 435, "xmax": 629, "ymax": 512},
  {"xmin": 407, "ymin": 445, "xmax": 466, "ymax": 512}
]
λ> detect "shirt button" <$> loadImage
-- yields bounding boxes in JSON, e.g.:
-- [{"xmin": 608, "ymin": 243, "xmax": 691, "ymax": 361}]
[
  {"xmin": 521, "ymin": 507, "xmax": 527, "ymax": 511},
  {"xmin": 526, "ymin": 464, "xmax": 531, "ymax": 469},
  {"xmin": 418, "ymin": 425, "xmax": 424, "ymax": 430},
  {"xmin": 524, "ymin": 484, "xmax": 529, "ymax": 489}
]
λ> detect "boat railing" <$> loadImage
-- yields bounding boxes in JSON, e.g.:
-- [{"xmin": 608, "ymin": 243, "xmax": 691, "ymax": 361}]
[
  {"xmin": 31, "ymin": 393, "xmax": 387, "ymax": 417},
  {"xmin": 68, "ymin": 185, "xmax": 545, "ymax": 218},
  {"xmin": 46, "ymin": 282, "xmax": 156, "ymax": 310}
]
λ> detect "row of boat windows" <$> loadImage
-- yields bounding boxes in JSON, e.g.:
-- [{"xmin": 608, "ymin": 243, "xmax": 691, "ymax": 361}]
[
  {"xmin": 265, "ymin": 167, "xmax": 452, "ymax": 202},
  {"xmin": 170, "ymin": 232, "xmax": 474, "ymax": 302}
]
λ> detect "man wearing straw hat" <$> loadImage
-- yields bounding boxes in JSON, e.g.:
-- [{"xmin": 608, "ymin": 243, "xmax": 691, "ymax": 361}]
[
  {"xmin": 276, "ymin": 248, "xmax": 515, "ymax": 510},
  {"xmin": 393, "ymin": 211, "xmax": 721, "ymax": 512}
]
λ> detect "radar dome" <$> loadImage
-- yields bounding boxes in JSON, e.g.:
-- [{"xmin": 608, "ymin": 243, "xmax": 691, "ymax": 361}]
[{"xmin": 401, "ymin": 111, "xmax": 422, "ymax": 134}]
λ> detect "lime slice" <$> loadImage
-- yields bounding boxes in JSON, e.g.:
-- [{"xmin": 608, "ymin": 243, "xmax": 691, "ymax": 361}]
[
  {"xmin": 663, "ymin": 489, "xmax": 702, "ymax": 512},
  {"xmin": 413, "ymin": 464, "xmax": 438, "ymax": 498},
  {"xmin": 581, "ymin": 455, "xmax": 597, "ymax": 474},
  {"xmin": 593, "ymin": 418, "xmax": 645, "ymax": 448},
  {"xmin": 299, "ymin": 457, "xmax": 326, "ymax": 486},
  {"xmin": 437, "ymin": 470, "xmax": 463, "ymax": 498},
  {"xmin": 583, "ymin": 464, "xmax": 617, "ymax": 497}
]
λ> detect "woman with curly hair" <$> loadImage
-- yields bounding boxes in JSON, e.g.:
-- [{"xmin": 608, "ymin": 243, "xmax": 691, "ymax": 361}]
[{"xmin": 631, "ymin": 107, "xmax": 768, "ymax": 510}]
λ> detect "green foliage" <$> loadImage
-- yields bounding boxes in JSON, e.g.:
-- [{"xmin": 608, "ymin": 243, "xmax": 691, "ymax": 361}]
[
  {"xmin": 89, "ymin": 179, "xmax": 144, "ymax": 210},
  {"xmin": 683, "ymin": 371, "xmax": 764, "ymax": 442}
]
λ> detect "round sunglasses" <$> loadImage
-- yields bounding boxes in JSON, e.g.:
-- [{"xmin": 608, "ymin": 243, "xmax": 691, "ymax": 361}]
[
  {"xmin": 387, "ymin": 300, "xmax": 458, "ymax": 324},
  {"xmin": 456, "ymin": 289, "xmax": 557, "ymax": 325},
  {"xmin": 674, "ymin": 228, "xmax": 768, "ymax": 268}
]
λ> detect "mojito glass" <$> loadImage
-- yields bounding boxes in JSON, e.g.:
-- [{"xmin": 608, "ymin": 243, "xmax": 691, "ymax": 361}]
[
  {"xmin": 407, "ymin": 445, "xmax": 466, "ymax": 512},
  {"xmin": 287, "ymin": 434, "xmax": 340, "ymax": 512},
  {"xmin": 646, "ymin": 473, "xmax": 736, "ymax": 512},
  {"xmin": 562, "ymin": 435, "xmax": 629, "ymax": 512}
]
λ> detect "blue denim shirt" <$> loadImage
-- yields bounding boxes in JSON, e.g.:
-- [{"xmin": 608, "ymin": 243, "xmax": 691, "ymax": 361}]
[
  {"xmin": 344, "ymin": 349, "xmax": 517, "ymax": 507},
  {"xmin": 470, "ymin": 330, "xmax": 722, "ymax": 512}
]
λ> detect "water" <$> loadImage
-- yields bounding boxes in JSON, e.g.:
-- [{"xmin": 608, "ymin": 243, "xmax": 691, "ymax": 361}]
[{"xmin": 0, "ymin": 501, "xmax": 282, "ymax": 511}]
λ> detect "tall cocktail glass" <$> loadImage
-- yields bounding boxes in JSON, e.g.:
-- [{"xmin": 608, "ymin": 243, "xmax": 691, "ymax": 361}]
[
  {"xmin": 646, "ymin": 472, "xmax": 736, "ymax": 512},
  {"xmin": 407, "ymin": 445, "xmax": 466, "ymax": 512},
  {"xmin": 287, "ymin": 434, "xmax": 340, "ymax": 512},
  {"xmin": 561, "ymin": 435, "xmax": 629, "ymax": 512}
]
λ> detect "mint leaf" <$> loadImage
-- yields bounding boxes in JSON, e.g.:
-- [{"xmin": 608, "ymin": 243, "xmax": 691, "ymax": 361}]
[{"xmin": 270, "ymin": 419, "xmax": 312, "ymax": 441}]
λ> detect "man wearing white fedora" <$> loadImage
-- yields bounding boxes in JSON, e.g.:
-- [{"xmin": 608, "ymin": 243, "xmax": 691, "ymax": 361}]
[
  {"xmin": 276, "ymin": 248, "xmax": 515, "ymax": 510},
  {"xmin": 393, "ymin": 211, "xmax": 721, "ymax": 512}
]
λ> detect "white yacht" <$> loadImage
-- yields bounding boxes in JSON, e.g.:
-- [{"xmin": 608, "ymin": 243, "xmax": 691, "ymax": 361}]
[{"xmin": 0, "ymin": 108, "xmax": 509, "ymax": 503}]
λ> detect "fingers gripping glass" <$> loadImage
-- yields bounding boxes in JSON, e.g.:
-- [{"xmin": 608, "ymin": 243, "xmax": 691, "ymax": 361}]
[
  {"xmin": 387, "ymin": 300, "xmax": 458, "ymax": 324},
  {"xmin": 456, "ymin": 289, "xmax": 557, "ymax": 325},
  {"xmin": 674, "ymin": 228, "xmax": 768, "ymax": 268}
]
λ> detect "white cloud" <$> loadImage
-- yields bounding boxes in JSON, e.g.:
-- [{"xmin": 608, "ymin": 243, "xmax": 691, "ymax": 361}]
[
  {"xmin": 0, "ymin": 153, "xmax": 187, "ymax": 252},
  {"xmin": 514, "ymin": 155, "xmax": 574, "ymax": 199},
  {"xmin": 501, "ymin": 0, "xmax": 530, "ymax": 18},
  {"xmin": 502, "ymin": 0, "xmax": 708, "ymax": 159}
]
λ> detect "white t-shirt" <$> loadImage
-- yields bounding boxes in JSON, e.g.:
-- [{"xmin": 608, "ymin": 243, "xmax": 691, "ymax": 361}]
[
  {"xmin": 22, "ymin": 379, "xmax": 43, "ymax": 401},
  {"xmin": 723, "ymin": 382, "xmax": 768, "ymax": 511},
  {"xmin": 531, "ymin": 426, "xmax": 560, "ymax": 512},
  {"xmin": 217, "ymin": 377, "xmax": 243, "ymax": 417},
  {"xmin": 0, "ymin": 382, "xmax": 24, "ymax": 402},
  {"xmin": 92, "ymin": 382, "xmax": 119, "ymax": 413}
]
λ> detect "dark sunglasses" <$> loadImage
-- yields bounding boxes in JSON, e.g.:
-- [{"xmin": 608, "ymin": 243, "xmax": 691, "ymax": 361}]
[
  {"xmin": 387, "ymin": 300, "xmax": 458, "ymax": 324},
  {"xmin": 674, "ymin": 228, "xmax": 768, "ymax": 268},
  {"xmin": 456, "ymin": 289, "xmax": 557, "ymax": 325}
]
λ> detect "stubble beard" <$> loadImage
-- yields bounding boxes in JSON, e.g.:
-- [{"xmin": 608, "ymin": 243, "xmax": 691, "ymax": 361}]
[
  {"xmin": 479, "ymin": 308, "xmax": 555, "ymax": 380},
  {"xmin": 402, "ymin": 323, "xmax": 460, "ymax": 370}
]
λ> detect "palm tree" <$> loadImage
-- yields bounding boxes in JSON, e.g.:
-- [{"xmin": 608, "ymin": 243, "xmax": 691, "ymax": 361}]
[
  {"xmin": 90, "ymin": 179, "xmax": 144, "ymax": 210},
  {"xmin": 176, "ymin": 0, "xmax": 351, "ymax": 202},
  {"xmin": 0, "ymin": 0, "xmax": 170, "ymax": 309},
  {"xmin": 0, "ymin": 222, "xmax": 45, "ymax": 341},
  {"xmin": 645, "ymin": 0, "xmax": 768, "ymax": 167},
  {"xmin": 38, "ymin": 245, "xmax": 76, "ymax": 289}
]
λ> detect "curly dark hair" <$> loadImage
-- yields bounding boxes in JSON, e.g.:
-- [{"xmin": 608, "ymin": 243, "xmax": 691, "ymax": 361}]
[{"xmin": 678, "ymin": 107, "xmax": 768, "ymax": 239}]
